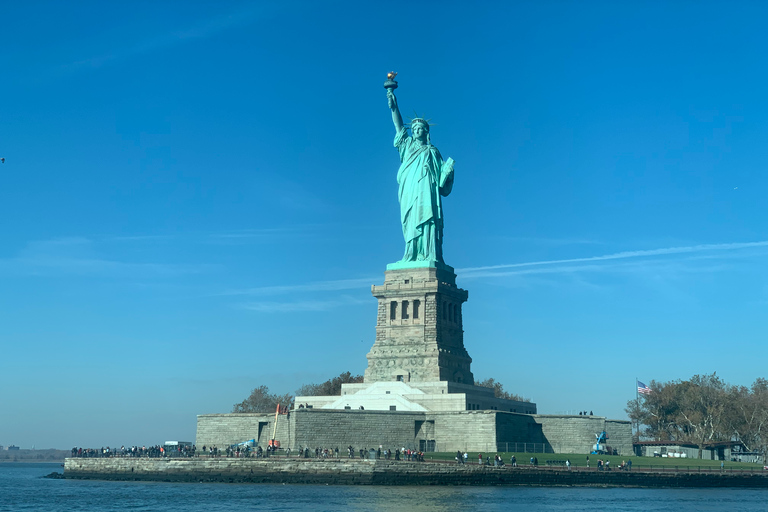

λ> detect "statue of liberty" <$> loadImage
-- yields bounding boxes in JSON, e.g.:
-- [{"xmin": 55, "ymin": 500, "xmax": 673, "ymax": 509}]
[{"xmin": 385, "ymin": 73, "xmax": 455, "ymax": 269}]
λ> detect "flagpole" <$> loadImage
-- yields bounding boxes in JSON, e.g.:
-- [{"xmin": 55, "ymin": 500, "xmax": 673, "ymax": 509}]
[{"xmin": 635, "ymin": 377, "xmax": 639, "ymax": 439}]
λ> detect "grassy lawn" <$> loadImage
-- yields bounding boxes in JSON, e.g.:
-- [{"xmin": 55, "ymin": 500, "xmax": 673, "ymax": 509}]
[{"xmin": 423, "ymin": 452, "xmax": 764, "ymax": 471}]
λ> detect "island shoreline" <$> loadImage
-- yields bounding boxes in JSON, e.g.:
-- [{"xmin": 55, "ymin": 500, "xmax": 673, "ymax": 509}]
[{"xmin": 63, "ymin": 458, "xmax": 768, "ymax": 488}]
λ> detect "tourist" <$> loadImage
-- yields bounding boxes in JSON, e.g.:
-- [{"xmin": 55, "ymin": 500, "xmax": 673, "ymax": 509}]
[
  {"xmin": 566, "ymin": 459, "xmax": 571, "ymax": 470},
  {"xmin": 510, "ymin": 455, "xmax": 516, "ymax": 467},
  {"xmin": 627, "ymin": 459, "xmax": 632, "ymax": 471},
  {"xmin": 456, "ymin": 450, "xmax": 463, "ymax": 464},
  {"xmin": 586, "ymin": 455, "xmax": 589, "ymax": 468},
  {"xmin": 478, "ymin": 453, "xmax": 483, "ymax": 465},
  {"xmin": 463, "ymin": 452, "xmax": 468, "ymax": 464}
]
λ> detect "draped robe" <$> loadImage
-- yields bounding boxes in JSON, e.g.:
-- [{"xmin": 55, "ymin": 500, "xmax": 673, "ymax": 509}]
[{"xmin": 394, "ymin": 126, "xmax": 454, "ymax": 264}]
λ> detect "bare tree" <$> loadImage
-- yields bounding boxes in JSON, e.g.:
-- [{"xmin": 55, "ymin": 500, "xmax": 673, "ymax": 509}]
[
  {"xmin": 725, "ymin": 379, "xmax": 768, "ymax": 457},
  {"xmin": 674, "ymin": 373, "xmax": 728, "ymax": 459},
  {"xmin": 625, "ymin": 397, "xmax": 647, "ymax": 442},
  {"xmin": 625, "ymin": 373, "xmax": 768, "ymax": 459}
]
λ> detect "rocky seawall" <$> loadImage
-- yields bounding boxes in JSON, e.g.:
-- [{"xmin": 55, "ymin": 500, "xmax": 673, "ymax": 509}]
[{"xmin": 64, "ymin": 458, "xmax": 768, "ymax": 488}]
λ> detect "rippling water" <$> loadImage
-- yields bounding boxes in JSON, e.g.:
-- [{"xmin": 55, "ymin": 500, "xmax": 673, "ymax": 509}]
[{"xmin": 3, "ymin": 463, "xmax": 768, "ymax": 511}]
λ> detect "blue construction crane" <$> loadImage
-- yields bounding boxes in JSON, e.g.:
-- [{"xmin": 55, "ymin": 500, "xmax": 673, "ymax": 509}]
[{"xmin": 591, "ymin": 431, "xmax": 609, "ymax": 454}]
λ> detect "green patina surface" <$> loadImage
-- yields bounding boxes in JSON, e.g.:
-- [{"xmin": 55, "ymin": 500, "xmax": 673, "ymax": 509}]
[
  {"xmin": 385, "ymin": 77, "xmax": 455, "ymax": 269},
  {"xmin": 385, "ymin": 260, "xmax": 455, "ymax": 272}
]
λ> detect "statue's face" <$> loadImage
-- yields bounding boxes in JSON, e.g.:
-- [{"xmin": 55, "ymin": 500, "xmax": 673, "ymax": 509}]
[{"xmin": 412, "ymin": 123, "xmax": 428, "ymax": 142}]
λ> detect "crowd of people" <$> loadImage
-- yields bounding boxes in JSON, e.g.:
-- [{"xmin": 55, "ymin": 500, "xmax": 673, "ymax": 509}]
[
  {"xmin": 455, "ymin": 451, "xmax": 508, "ymax": 466},
  {"xmin": 70, "ymin": 444, "xmax": 629, "ymax": 470},
  {"xmin": 340, "ymin": 445, "xmax": 425, "ymax": 461},
  {"xmin": 68, "ymin": 443, "xmax": 429, "ymax": 461},
  {"xmin": 596, "ymin": 458, "xmax": 632, "ymax": 471},
  {"xmin": 461, "ymin": 453, "xmax": 515, "ymax": 466},
  {"xmin": 70, "ymin": 445, "xmax": 196, "ymax": 458},
  {"xmin": 222, "ymin": 444, "xmax": 284, "ymax": 458}
]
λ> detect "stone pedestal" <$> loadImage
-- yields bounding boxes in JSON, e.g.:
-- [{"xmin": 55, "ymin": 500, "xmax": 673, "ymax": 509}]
[{"xmin": 364, "ymin": 266, "xmax": 474, "ymax": 385}]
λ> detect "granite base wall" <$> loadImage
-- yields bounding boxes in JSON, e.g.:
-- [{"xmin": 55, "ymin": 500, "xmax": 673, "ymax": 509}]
[
  {"xmin": 534, "ymin": 416, "xmax": 633, "ymax": 455},
  {"xmin": 196, "ymin": 410, "xmax": 632, "ymax": 455},
  {"xmin": 64, "ymin": 458, "xmax": 768, "ymax": 488},
  {"xmin": 293, "ymin": 409, "xmax": 426, "ymax": 451},
  {"xmin": 196, "ymin": 413, "xmax": 294, "ymax": 450}
]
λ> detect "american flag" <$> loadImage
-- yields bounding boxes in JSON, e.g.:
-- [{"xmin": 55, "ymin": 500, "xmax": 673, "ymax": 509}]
[{"xmin": 637, "ymin": 381, "xmax": 652, "ymax": 395}]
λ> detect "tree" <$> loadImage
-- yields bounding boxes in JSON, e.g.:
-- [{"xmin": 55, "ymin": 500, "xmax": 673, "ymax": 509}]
[
  {"xmin": 233, "ymin": 372, "xmax": 365, "ymax": 413},
  {"xmin": 675, "ymin": 373, "xmax": 728, "ymax": 459},
  {"xmin": 625, "ymin": 372, "xmax": 764, "ymax": 459},
  {"xmin": 724, "ymin": 378, "xmax": 768, "ymax": 455},
  {"xmin": 475, "ymin": 377, "xmax": 531, "ymax": 403},
  {"xmin": 296, "ymin": 371, "xmax": 364, "ymax": 396},
  {"xmin": 232, "ymin": 385, "xmax": 293, "ymax": 413},
  {"xmin": 624, "ymin": 397, "xmax": 647, "ymax": 443}
]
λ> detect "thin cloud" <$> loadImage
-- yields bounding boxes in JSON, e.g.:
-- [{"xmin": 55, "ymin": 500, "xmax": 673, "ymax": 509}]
[
  {"xmin": 0, "ymin": 237, "xmax": 216, "ymax": 277},
  {"xmin": 487, "ymin": 236, "xmax": 604, "ymax": 247},
  {"xmin": 223, "ymin": 277, "xmax": 377, "ymax": 297},
  {"xmin": 241, "ymin": 295, "xmax": 369, "ymax": 313},
  {"xmin": 0, "ymin": 255, "xmax": 215, "ymax": 278},
  {"xmin": 461, "ymin": 260, "xmax": 734, "ymax": 281},
  {"xmin": 207, "ymin": 226, "xmax": 324, "ymax": 242},
  {"xmin": 108, "ymin": 235, "xmax": 177, "ymax": 242},
  {"xmin": 458, "ymin": 240, "xmax": 768, "ymax": 275},
  {"xmin": 226, "ymin": 240, "xmax": 768, "ymax": 300},
  {"xmin": 60, "ymin": 5, "xmax": 267, "ymax": 71},
  {"xmin": 100, "ymin": 228, "xmax": 319, "ymax": 243}
]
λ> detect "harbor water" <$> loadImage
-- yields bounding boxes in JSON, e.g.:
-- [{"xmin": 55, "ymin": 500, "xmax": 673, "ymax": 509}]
[{"xmin": 2, "ymin": 463, "xmax": 768, "ymax": 511}]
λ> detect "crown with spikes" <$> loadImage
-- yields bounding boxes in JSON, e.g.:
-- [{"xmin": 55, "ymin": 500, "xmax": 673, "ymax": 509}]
[{"xmin": 407, "ymin": 111, "xmax": 432, "ymax": 132}]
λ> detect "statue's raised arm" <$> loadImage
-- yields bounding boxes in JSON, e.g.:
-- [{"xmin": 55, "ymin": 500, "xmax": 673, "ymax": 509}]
[
  {"xmin": 384, "ymin": 72, "xmax": 403, "ymax": 133},
  {"xmin": 387, "ymin": 90, "xmax": 404, "ymax": 133}
]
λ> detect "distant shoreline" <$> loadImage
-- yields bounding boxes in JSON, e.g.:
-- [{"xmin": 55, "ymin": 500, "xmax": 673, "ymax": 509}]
[
  {"xmin": 0, "ymin": 449, "xmax": 69, "ymax": 464},
  {"xmin": 0, "ymin": 459, "xmax": 65, "ymax": 464}
]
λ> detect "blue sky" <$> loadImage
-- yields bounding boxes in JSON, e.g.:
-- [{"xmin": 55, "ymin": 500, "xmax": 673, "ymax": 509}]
[{"xmin": 1, "ymin": 1, "xmax": 766, "ymax": 449}]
